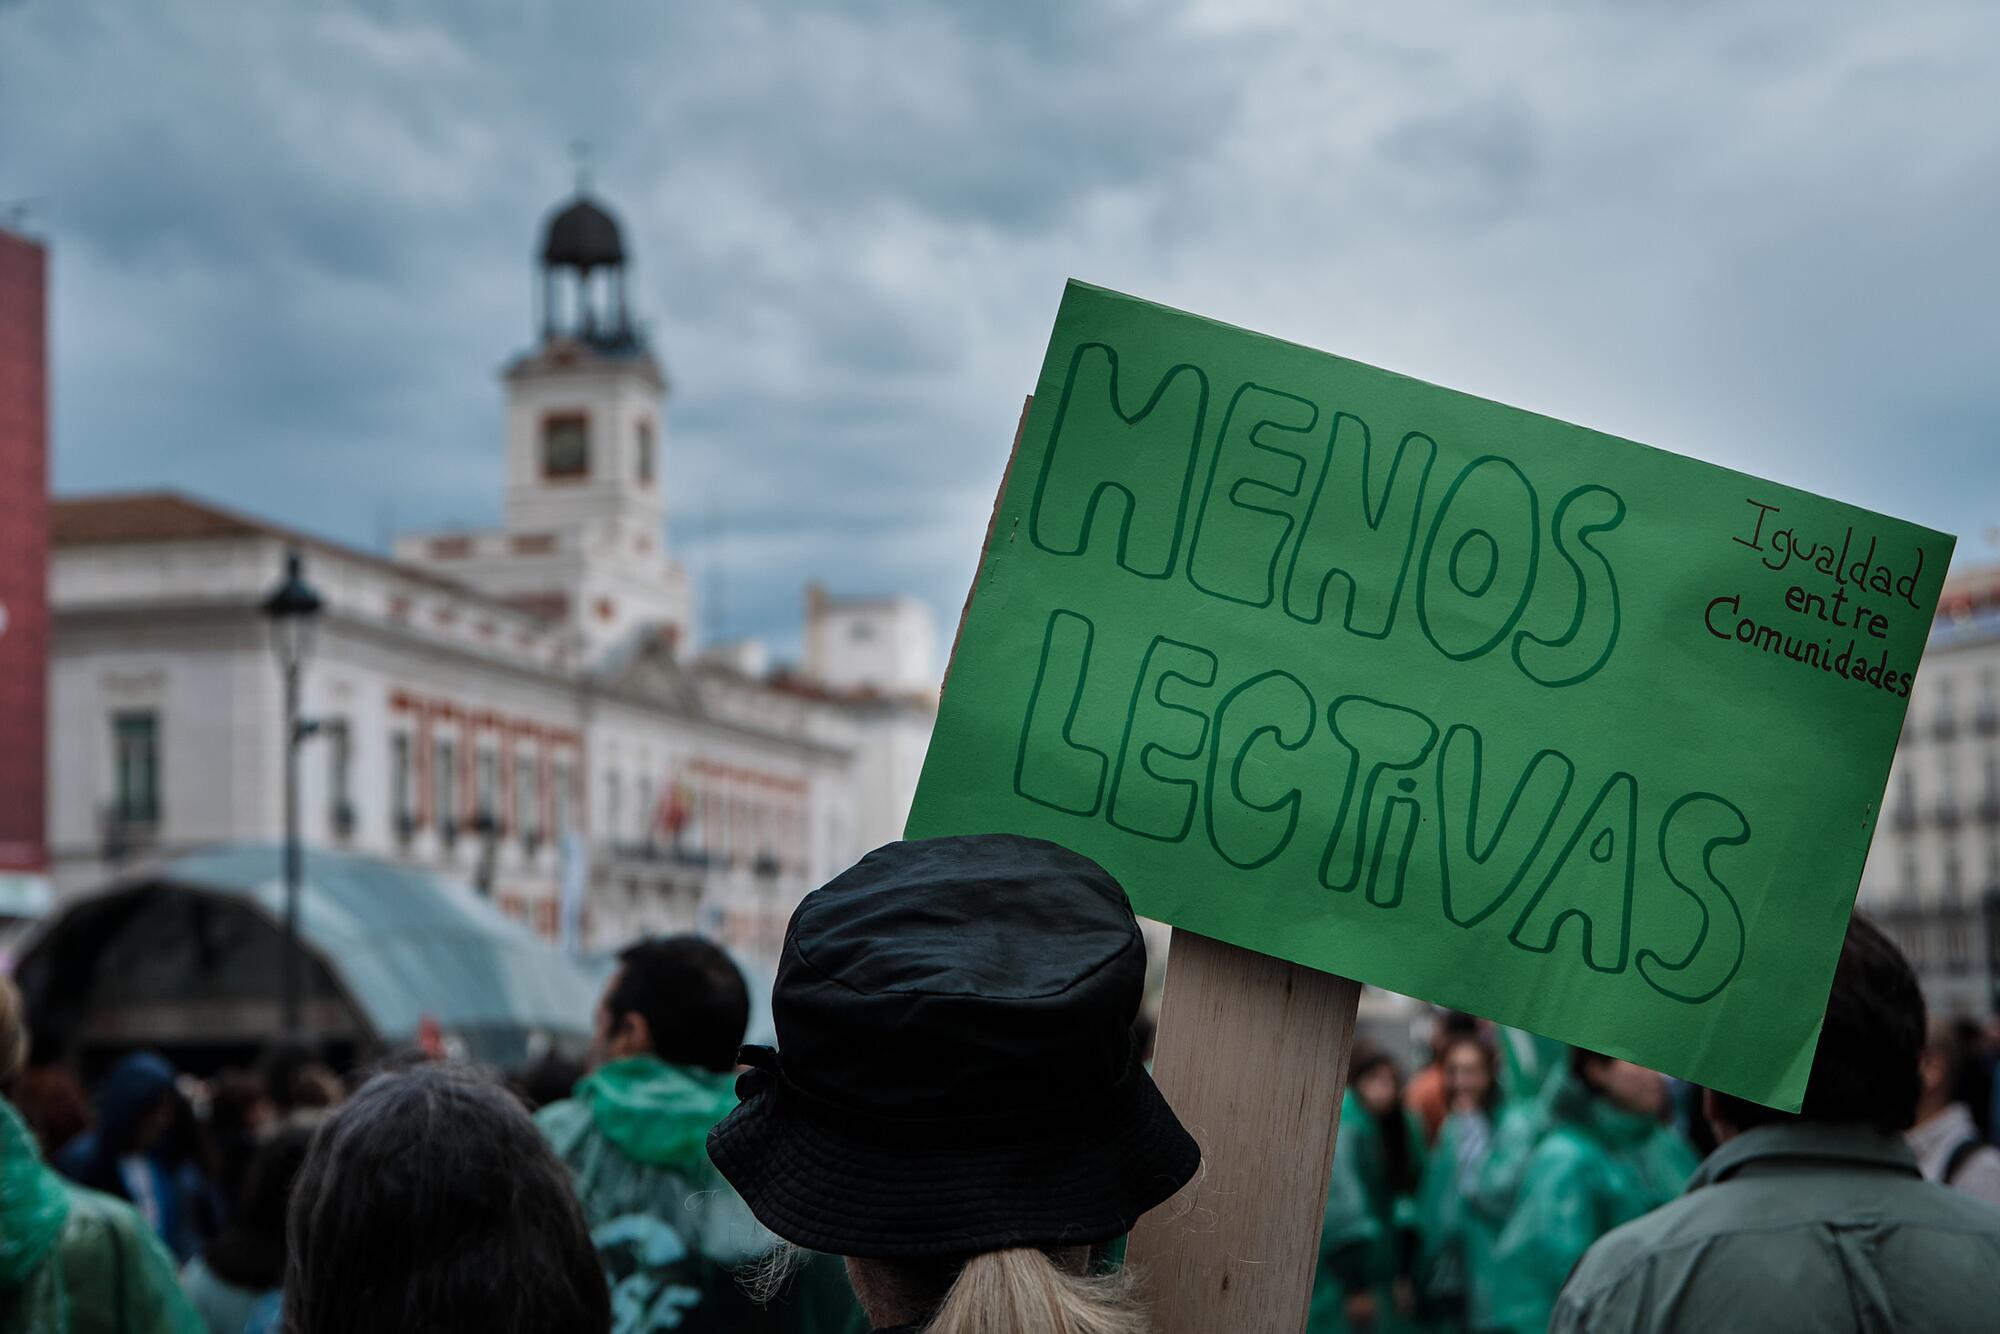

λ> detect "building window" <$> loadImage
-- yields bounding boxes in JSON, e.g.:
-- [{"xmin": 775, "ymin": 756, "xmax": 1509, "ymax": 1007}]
[
  {"xmin": 554, "ymin": 760, "xmax": 574, "ymax": 835},
  {"xmin": 637, "ymin": 778, "xmax": 655, "ymax": 846},
  {"xmin": 516, "ymin": 751, "xmax": 540, "ymax": 843},
  {"xmin": 392, "ymin": 734, "xmax": 413, "ymax": 840},
  {"xmin": 435, "ymin": 738, "xmax": 458, "ymax": 842},
  {"xmin": 541, "ymin": 413, "xmax": 589, "ymax": 480},
  {"xmin": 326, "ymin": 719, "xmax": 354, "ymax": 839},
  {"xmin": 636, "ymin": 420, "xmax": 655, "ymax": 485},
  {"xmin": 605, "ymin": 771, "xmax": 622, "ymax": 844},
  {"xmin": 1933, "ymin": 676, "xmax": 1958, "ymax": 741},
  {"xmin": 475, "ymin": 748, "xmax": 498, "ymax": 829},
  {"xmin": 112, "ymin": 711, "xmax": 160, "ymax": 825}
]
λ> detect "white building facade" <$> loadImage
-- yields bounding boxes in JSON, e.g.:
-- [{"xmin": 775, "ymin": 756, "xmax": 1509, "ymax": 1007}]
[
  {"xmin": 45, "ymin": 190, "xmax": 937, "ymax": 969},
  {"xmin": 1857, "ymin": 564, "xmax": 2000, "ymax": 1020}
]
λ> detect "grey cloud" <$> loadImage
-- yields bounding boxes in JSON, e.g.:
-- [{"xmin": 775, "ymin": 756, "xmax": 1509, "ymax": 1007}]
[
  {"xmin": 6, "ymin": 0, "xmax": 2000, "ymax": 660},
  {"xmin": 1373, "ymin": 95, "xmax": 1538, "ymax": 227}
]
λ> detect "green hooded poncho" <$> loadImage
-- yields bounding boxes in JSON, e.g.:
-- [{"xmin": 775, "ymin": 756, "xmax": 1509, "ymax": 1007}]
[
  {"xmin": 0, "ymin": 1097, "xmax": 202, "ymax": 1334},
  {"xmin": 537, "ymin": 1056, "xmax": 864, "ymax": 1334},
  {"xmin": 1483, "ymin": 1076, "xmax": 1697, "ymax": 1334},
  {"xmin": 1413, "ymin": 1106, "xmax": 1499, "ymax": 1328},
  {"xmin": 1308, "ymin": 1089, "xmax": 1428, "ymax": 1334}
]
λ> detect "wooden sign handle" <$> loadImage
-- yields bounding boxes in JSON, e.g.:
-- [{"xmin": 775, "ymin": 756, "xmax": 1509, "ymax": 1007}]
[{"xmin": 1128, "ymin": 931, "xmax": 1361, "ymax": 1334}]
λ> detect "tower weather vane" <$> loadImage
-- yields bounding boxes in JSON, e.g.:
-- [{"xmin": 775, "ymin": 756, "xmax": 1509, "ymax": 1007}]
[{"xmin": 569, "ymin": 139, "xmax": 593, "ymax": 194}]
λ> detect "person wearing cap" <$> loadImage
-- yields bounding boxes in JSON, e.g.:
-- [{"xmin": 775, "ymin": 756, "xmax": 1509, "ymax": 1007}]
[{"xmin": 708, "ymin": 834, "xmax": 1202, "ymax": 1334}]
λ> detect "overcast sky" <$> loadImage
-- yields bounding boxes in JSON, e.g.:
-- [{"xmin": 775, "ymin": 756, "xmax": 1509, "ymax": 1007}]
[{"xmin": 4, "ymin": 0, "xmax": 1997, "ymax": 661}]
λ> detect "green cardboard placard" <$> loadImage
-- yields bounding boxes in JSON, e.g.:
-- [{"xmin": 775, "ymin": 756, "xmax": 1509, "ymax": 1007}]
[{"xmin": 907, "ymin": 280, "xmax": 1953, "ymax": 1112}]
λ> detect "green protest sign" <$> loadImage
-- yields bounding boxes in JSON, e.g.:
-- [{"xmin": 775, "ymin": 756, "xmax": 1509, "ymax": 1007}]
[{"xmin": 907, "ymin": 280, "xmax": 1953, "ymax": 1111}]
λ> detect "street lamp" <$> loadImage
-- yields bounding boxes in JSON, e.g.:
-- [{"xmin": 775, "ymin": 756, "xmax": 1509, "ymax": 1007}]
[{"xmin": 261, "ymin": 547, "xmax": 323, "ymax": 1039}]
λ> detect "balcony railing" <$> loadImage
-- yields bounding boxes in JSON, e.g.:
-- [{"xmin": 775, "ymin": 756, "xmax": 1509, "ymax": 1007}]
[
  {"xmin": 609, "ymin": 840, "xmax": 712, "ymax": 870},
  {"xmin": 1876, "ymin": 893, "xmax": 2000, "ymax": 983}
]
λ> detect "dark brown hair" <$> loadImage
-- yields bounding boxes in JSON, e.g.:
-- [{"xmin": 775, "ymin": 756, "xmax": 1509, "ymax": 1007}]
[
  {"xmin": 606, "ymin": 934, "xmax": 749, "ymax": 1073},
  {"xmin": 1709, "ymin": 913, "xmax": 1925, "ymax": 1137},
  {"xmin": 284, "ymin": 1064, "xmax": 608, "ymax": 1334}
]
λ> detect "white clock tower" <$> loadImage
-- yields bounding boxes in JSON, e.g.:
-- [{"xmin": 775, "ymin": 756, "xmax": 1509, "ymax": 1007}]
[{"xmin": 399, "ymin": 187, "xmax": 692, "ymax": 661}]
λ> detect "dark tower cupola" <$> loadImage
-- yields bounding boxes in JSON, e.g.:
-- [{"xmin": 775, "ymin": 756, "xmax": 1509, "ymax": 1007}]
[{"xmin": 536, "ymin": 191, "xmax": 637, "ymax": 349}]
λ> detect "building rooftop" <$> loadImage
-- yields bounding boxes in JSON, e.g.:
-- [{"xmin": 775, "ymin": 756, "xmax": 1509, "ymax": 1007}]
[
  {"xmin": 1932, "ymin": 563, "xmax": 2000, "ymax": 651},
  {"xmin": 51, "ymin": 490, "xmax": 559, "ymax": 624}
]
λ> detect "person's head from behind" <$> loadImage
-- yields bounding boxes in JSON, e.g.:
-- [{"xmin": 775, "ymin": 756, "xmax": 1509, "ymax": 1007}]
[
  {"xmin": 1706, "ymin": 911, "xmax": 1924, "ymax": 1140},
  {"xmin": 258, "ymin": 1040, "xmax": 343, "ymax": 1119},
  {"xmin": 285, "ymin": 1063, "xmax": 608, "ymax": 1334},
  {"xmin": 1349, "ymin": 1042, "xmax": 1402, "ymax": 1120},
  {"xmin": 1441, "ymin": 1035, "xmax": 1497, "ymax": 1114},
  {"xmin": 210, "ymin": 1067, "xmax": 272, "ymax": 1143},
  {"xmin": 511, "ymin": 1049, "xmax": 588, "ymax": 1113},
  {"xmin": 591, "ymin": 934, "xmax": 748, "ymax": 1072},
  {"xmin": 1571, "ymin": 1047, "xmax": 1666, "ymax": 1119},
  {"xmin": 708, "ymin": 836, "xmax": 1200, "ymax": 1334},
  {"xmin": 204, "ymin": 1123, "xmax": 314, "ymax": 1292},
  {"xmin": 94, "ymin": 1050, "xmax": 179, "ymax": 1155}
]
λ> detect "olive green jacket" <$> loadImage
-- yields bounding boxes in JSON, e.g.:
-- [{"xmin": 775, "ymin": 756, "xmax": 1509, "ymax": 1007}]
[{"xmin": 1553, "ymin": 1121, "xmax": 2000, "ymax": 1333}]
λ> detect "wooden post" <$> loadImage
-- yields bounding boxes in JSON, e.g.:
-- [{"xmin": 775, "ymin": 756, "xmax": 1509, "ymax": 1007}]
[
  {"xmin": 947, "ymin": 397, "xmax": 1360, "ymax": 1330},
  {"xmin": 1127, "ymin": 931, "xmax": 1361, "ymax": 1334}
]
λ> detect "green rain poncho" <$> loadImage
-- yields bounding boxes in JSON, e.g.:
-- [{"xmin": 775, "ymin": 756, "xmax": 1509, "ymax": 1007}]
[
  {"xmin": 537, "ymin": 1056, "xmax": 864, "ymax": 1334},
  {"xmin": 1413, "ymin": 1107, "xmax": 1498, "ymax": 1329},
  {"xmin": 0, "ymin": 1097, "xmax": 202, "ymax": 1334},
  {"xmin": 1309, "ymin": 1089, "xmax": 1427, "ymax": 1334},
  {"xmin": 1482, "ymin": 1076, "xmax": 1696, "ymax": 1334}
]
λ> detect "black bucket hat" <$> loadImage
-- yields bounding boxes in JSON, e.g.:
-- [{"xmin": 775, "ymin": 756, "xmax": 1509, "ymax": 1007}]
[{"xmin": 707, "ymin": 834, "xmax": 1200, "ymax": 1260}]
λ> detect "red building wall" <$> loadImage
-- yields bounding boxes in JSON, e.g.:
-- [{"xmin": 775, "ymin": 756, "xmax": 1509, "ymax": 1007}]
[{"xmin": 0, "ymin": 229, "xmax": 48, "ymax": 886}]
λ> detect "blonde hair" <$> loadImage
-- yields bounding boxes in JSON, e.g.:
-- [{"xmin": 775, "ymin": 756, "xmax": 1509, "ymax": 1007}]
[
  {"xmin": 923, "ymin": 1247, "xmax": 1147, "ymax": 1334},
  {"xmin": 0, "ymin": 973, "xmax": 25, "ymax": 1086}
]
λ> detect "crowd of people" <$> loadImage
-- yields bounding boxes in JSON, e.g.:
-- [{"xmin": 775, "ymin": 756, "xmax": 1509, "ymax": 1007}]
[
  {"xmin": 1308, "ymin": 926, "xmax": 2000, "ymax": 1333},
  {"xmin": 2, "ymin": 833, "xmax": 1999, "ymax": 1332}
]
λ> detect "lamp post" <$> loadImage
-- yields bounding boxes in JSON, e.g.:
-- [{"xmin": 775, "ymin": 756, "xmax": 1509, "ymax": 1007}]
[{"xmin": 261, "ymin": 548, "xmax": 323, "ymax": 1039}]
